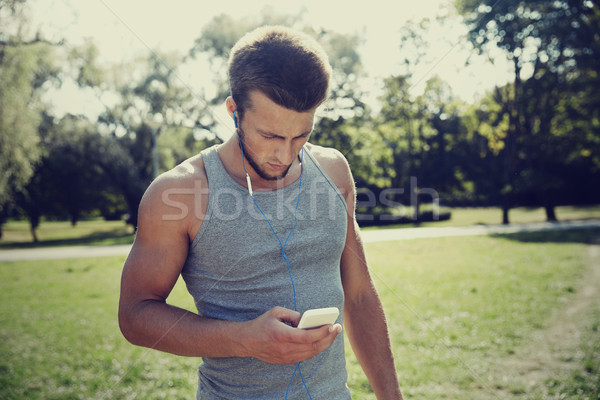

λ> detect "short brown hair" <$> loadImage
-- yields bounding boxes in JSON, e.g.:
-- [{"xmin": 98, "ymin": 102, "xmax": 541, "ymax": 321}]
[{"xmin": 228, "ymin": 26, "xmax": 332, "ymax": 119}]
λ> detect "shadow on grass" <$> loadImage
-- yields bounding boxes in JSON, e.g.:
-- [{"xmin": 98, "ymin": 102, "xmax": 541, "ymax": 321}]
[
  {"xmin": 491, "ymin": 227, "xmax": 600, "ymax": 244},
  {"xmin": 0, "ymin": 229, "xmax": 135, "ymax": 249}
]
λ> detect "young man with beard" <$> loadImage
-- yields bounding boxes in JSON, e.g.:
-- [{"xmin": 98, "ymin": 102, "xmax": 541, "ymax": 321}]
[{"xmin": 119, "ymin": 25, "xmax": 404, "ymax": 399}]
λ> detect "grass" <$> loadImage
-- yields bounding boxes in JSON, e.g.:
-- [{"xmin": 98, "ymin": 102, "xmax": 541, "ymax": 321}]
[
  {"xmin": 1, "ymin": 228, "xmax": 599, "ymax": 399},
  {"xmin": 0, "ymin": 219, "xmax": 135, "ymax": 249},
  {"xmin": 542, "ymin": 307, "xmax": 600, "ymax": 399},
  {"xmin": 355, "ymin": 228, "xmax": 600, "ymax": 399},
  {"xmin": 0, "ymin": 257, "xmax": 198, "ymax": 400}
]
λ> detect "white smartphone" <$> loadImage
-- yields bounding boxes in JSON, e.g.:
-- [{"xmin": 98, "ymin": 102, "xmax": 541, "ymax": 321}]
[{"xmin": 297, "ymin": 307, "xmax": 339, "ymax": 329}]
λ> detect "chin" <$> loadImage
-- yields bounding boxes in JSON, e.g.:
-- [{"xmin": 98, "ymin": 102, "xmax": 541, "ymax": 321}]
[
  {"xmin": 262, "ymin": 171, "xmax": 287, "ymax": 181},
  {"xmin": 256, "ymin": 165, "xmax": 291, "ymax": 181}
]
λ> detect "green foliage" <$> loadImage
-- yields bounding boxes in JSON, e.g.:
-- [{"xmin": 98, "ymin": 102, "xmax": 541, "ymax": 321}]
[
  {"xmin": 40, "ymin": 115, "xmax": 116, "ymax": 222},
  {"xmin": 67, "ymin": 39, "xmax": 104, "ymax": 88},
  {"xmin": 9, "ymin": 113, "xmax": 136, "ymax": 238},
  {"xmin": 370, "ymin": 71, "xmax": 483, "ymax": 208},
  {"xmin": 318, "ymin": 29, "xmax": 368, "ymax": 120},
  {"xmin": 189, "ymin": 9, "xmax": 304, "ymax": 107},
  {"xmin": 2, "ymin": 3, "xmax": 600, "ymax": 235},
  {"xmin": 92, "ymin": 49, "xmax": 222, "ymax": 227},
  {"xmin": 456, "ymin": 0, "xmax": 599, "ymax": 75},
  {"xmin": 0, "ymin": 0, "xmax": 64, "ymax": 238},
  {"xmin": 454, "ymin": 0, "xmax": 600, "ymax": 219},
  {"xmin": 190, "ymin": 14, "xmax": 253, "ymax": 59},
  {"xmin": 0, "ymin": 40, "xmax": 55, "ymax": 208}
]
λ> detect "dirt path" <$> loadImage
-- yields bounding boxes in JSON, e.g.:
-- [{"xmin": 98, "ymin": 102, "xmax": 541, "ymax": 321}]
[{"xmin": 486, "ymin": 241, "xmax": 600, "ymax": 398}]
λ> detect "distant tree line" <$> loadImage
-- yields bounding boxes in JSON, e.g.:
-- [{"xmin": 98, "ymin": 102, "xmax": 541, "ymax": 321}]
[{"xmin": 0, "ymin": 0, "xmax": 598, "ymax": 240}]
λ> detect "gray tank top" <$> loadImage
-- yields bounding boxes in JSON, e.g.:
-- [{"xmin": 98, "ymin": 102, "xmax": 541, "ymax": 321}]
[{"xmin": 181, "ymin": 144, "xmax": 352, "ymax": 399}]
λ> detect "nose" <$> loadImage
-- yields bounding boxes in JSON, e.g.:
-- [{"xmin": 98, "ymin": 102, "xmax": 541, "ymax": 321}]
[{"xmin": 275, "ymin": 140, "xmax": 295, "ymax": 165}]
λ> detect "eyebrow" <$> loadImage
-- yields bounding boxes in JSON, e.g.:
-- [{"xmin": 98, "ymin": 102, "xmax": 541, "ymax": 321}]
[{"xmin": 257, "ymin": 128, "xmax": 312, "ymax": 139}]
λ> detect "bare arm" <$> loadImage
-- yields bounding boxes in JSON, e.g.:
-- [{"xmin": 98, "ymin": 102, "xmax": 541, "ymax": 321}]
[
  {"xmin": 314, "ymin": 146, "xmax": 404, "ymax": 399},
  {"xmin": 118, "ymin": 166, "xmax": 341, "ymax": 363},
  {"xmin": 341, "ymin": 219, "xmax": 404, "ymax": 399}
]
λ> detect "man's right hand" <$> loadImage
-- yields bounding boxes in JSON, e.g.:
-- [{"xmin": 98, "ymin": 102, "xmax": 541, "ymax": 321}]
[{"xmin": 238, "ymin": 306, "xmax": 342, "ymax": 364}]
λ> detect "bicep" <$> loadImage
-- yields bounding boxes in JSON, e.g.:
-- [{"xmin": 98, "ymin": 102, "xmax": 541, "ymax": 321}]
[
  {"xmin": 334, "ymin": 156, "xmax": 375, "ymax": 300},
  {"xmin": 120, "ymin": 186, "xmax": 192, "ymax": 305},
  {"xmin": 340, "ymin": 216, "xmax": 375, "ymax": 302},
  {"xmin": 312, "ymin": 146, "xmax": 375, "ymax": 299}
]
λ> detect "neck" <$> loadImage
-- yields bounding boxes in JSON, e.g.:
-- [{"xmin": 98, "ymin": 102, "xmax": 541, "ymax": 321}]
[{"xmin": 220, "ymin": 136, "xmax": 302, "ymax": 192}]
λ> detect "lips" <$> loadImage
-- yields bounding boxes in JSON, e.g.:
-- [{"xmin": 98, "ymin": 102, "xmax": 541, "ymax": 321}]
[{"xmin": 268, "ymin": 163, "xmax": 287, "ymax": 170}]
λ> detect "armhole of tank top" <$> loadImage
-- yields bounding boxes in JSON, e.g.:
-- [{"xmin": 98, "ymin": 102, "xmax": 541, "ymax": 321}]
[
  {"xmin": 188, "ymin": 148, "xmax": 216, "ymax": 250},
  {"xmin": 303, "ymin": 147, "xmax": 349, "ymax": 213}
]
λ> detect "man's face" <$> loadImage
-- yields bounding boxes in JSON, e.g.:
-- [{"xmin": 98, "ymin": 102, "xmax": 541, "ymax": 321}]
[{"xmin": 237, "ymin": 91, "xmax": 315, "ymax": 181}]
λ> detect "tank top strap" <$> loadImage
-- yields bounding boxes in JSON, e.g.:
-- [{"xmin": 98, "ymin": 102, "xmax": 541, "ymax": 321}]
[{"xmin": 199, "ymin": 145, "xmax": 239, "ymax": 192}]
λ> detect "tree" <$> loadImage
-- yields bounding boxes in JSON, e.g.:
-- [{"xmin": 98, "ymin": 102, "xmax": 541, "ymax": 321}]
[
  {"xmin": 455, "ymin": 0, "xmax": 600, "ymax": 222},
  {"xmin": 415, "ymin": 77, "xmax": 470, "ymax": 207},
  {"xmin": 461, "ymin": 89, "xmax": 512, "ymax": 211},
  {"xmin": 189, "ymin": 10, "xmax": 369, "ymax": 130},
  {"xmin": 41, "ymin": 114, "xmax": 113, "ymax": 225},
  {"xmin": 309, "ymin": 29, "xmax": 374, "ymax": 194},
  {"xmin": 94, "ymin": 50, "xmax": 219, "ymax": 228},
  {"xmin": 369, "ymin": 21, "xmax": 437, "ymax": 218},
  {"xmin": 316, "ymin": 29, "xmax": 368, "ymax": 120},
  {"xmin": 0, "ymin": 0, "xmax": 61, "ymax": 236},
  {"xmin": 188, "ymin": 9, "xmax": 302, "ymax": 110},
  {"xmin": 13, "ymin": 113, "xmax": 117, "ymax": 241},
  {"xmin": 376, "ymin": 74, "xmax": 422, "ymax": 192}
]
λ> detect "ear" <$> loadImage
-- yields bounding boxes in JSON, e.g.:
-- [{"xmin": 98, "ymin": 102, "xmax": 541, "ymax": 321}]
[{"xmin": 225, "ymin": 96, "xmax": 237, "ymax": 119}]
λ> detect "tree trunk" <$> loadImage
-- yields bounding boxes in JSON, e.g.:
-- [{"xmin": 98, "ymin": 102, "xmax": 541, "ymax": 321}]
[
  {"xmin": 502, "ymin": 204, "xmax": 510, "ymax": 225},
  {"xmin": 0, "ymin": 209, "xmax": 6, "ymax": 239},
  {"xmin": 28, "ymin": 213, "xmax": 41, "ymax": 243},
  {"xmin": 545, "ymin": 205, "xmax": 557, "ymax": 222},
  {"xmin": 411, "ymin": 176, "xmax": 420, "ymax": 223},
  {"xmin": 30, "ymin": 225, "xmax": 39, "ymax": 243},
  {"xmin": 124, "ymin": 190, "xmax": 143, "ymax": 231}
]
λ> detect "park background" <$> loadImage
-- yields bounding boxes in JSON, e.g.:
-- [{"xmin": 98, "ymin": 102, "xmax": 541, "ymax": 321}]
[{"xmin": 1, "ymin": 0, "xmax": 600, "ymax": 399}]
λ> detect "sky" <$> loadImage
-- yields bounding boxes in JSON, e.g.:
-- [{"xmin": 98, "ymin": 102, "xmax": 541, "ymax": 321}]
[{"xmin": 28, "ymin": 0, "xmax": 513, "ymax": 123}]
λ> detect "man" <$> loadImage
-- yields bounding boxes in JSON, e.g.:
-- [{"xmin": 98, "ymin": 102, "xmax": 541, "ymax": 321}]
[{"xmin": 118, "ymin": 26, "xmax": 403, "ymax": 399}]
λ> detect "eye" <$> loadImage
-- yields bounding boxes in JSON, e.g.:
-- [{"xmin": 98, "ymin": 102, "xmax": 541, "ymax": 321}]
[{"xmin": 295, "ymin": 133, "xmax": 311, "ymax": 141}]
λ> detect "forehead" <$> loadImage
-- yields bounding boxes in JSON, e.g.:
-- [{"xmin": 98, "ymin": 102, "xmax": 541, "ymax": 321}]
[{"xmin": 245, "ymin": 91, "xmax": 315, "ymax": 137}]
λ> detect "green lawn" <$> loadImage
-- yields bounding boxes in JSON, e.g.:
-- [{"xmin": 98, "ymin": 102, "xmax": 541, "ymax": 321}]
[
  {"xmin": 0, "ymin": 219, "xmax": 135, "ymax": 249},
  {"xmin": 1, "ymin": 228, "xmax": 599, "ymax": 399}
]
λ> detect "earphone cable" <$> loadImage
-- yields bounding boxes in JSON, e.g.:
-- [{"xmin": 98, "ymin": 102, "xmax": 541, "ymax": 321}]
[{"xmin": 238, "ymin": 139, "xmax": 312, "ymax": 399}]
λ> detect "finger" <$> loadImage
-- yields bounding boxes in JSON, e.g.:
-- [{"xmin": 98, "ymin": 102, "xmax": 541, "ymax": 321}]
[
  {"xmin": 270, "ymin": 306, "xmax": 301, "ymax": 325},
  {"xmin": 291, "ymin": 322, "xmax": 342, "ymax": 345},
  {"xmin": 328, "ymin": 323, "xmax": 342, "ymax": 334},
  {"xmin": 287, "ymin": 323, "xmax": 332, "ymax": 343},
  {"xmin": 313, "ymin": 324, "xmax": 342, "ymax": 350},
  {"xmin": 291, "ymin": 325, "xmax": 343, "ymax": 362}
]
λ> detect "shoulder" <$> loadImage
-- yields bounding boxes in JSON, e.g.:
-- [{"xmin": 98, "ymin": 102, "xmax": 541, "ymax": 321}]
[
  {"xmin": 305, "ymin": 142, "xmax": 355, "ymax": 203},
  {"xmin": 142, "ymin": 153, "xmax": 207, "ymax": 206},
  {"xmin": 305, "ymin": 142, "xmax": 345, "ymax": 165},
  {"xmin": 137, "ymin": 153, "xmax": 209, "ymax": 239}
]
